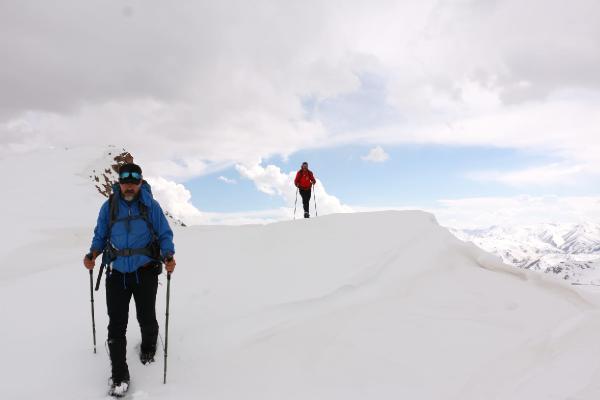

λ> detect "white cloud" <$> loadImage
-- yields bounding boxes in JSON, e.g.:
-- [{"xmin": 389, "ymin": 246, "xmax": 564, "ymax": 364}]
[
  {"xmin": 185, "ymin": 208, "xmax": 291, "ymax": 226},
  {"xmin": 145, "ymin": 176, "xmax": 202, "ymax": 221},
  {"xmin": 0, "ymin": 0, "xmax": 600, "ymax": 198},
  {"xmin": 0, "ymin": 0, "xmax": 361, "ymax": 172},
  {"xmin": 466, "ymin": 163, "xmax": 587, "ymax": 187},
  {"xmin": 338, "ymin": 88, "xmax": 600, "ymax": 182},
  {"xmin": 236, "ymin": 163, "xmax": 353, "ymax": 216},
  {"xmin": 145, "ymin": 171, "xmax": 600, "ymax": 228},
  {"xmin": 2, "ymin": 0, "xmax": 599, "ymax": 183},
  {"xmin": 218, "ymin": 176, "xmax": 237, "ymax": 184},
  {"xmin": 169, "ymin": 162, "xmax": 353, "ymax": 225},
  {"xmin": 343, "ymin": 195, "xmax": 600, "ymax": 230},
  {"xmin": 147, "ymin": 174, "xmax": 295, "ymax": 226},
  {"xmin": 431, "ymin": 195, "xmax": 600, "ymax": 229},
  {"xmin": 361, "ymin": 145, "xmax": 390, "ymax": 163}
]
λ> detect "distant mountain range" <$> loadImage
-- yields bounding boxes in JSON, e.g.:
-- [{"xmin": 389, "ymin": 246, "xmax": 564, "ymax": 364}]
[{"xmin": 451, "ymin": 223, "xmax": 600, "ymax": 284}]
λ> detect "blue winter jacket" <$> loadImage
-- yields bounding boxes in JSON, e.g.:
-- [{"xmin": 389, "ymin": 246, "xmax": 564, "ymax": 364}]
[{"xmin": 90, "ymin": 182, "xmax": 175, "ymax": 273}]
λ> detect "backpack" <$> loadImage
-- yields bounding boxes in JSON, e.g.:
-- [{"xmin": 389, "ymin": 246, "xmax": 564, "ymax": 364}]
[
  {"xmin": 297, "ymin": 170, "xmax": 313, "ymax": 189},
  {"xmin": 94, "ymin": 181, "xmax": 161, "ymax": 291}
]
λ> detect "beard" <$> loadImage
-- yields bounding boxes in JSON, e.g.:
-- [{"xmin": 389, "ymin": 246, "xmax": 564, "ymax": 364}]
[{"xmin": 123, "ymin": 190, "xmax": 136, "ymax": 201}]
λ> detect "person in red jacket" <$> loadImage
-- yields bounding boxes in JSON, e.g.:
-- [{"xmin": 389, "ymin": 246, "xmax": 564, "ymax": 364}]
[{"xmin": 294, "ymin": 162, "xmax": 316, "ymax": 218}]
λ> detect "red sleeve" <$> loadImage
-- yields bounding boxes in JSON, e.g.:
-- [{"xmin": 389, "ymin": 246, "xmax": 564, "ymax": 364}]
[
  {"xmin": 294, "ymin": 171, "xmax": 301, "ymax": 186},
  {"xmin": 310, "ymin": 171, "xmax": 316, "ymax": 183}
]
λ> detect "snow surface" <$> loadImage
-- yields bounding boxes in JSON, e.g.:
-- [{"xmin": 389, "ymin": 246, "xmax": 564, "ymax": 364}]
[{"xmin": 2, "ymin": 147, "xmax": 600, "ymax": 399}]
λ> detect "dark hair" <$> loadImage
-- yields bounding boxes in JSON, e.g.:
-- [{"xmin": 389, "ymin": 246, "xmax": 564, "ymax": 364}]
[
  {"xmin": 118, "ymin": 163, "xmax": 143, "ymax": 183},
  {"xmin": 118, "ymin": 163, "xmax": 142, "ymax": 175}
]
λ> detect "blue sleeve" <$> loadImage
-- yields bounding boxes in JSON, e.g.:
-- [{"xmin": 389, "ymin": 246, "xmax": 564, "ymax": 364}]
[
  {"xmin": 151, "ymin": 200, "xmax": 175, "ymax": 257},
  {"xmin": 90, "ymin": 201, "xmax": 110, "ymax": 253}
]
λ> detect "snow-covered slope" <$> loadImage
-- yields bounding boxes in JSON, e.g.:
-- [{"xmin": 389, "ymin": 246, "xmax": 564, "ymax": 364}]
[
  {"xmin": 3, "ymin": 147, "xmax": 600, "ymax": 400},
  {"xmin": 453, "ymin": 224, "xmax": 600, "ymax": 283}
]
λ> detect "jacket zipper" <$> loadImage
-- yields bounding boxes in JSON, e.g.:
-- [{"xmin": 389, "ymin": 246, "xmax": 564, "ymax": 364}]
[{"xmin": 126, "ymin": 202, "xmax": 131, "ymax": 272}]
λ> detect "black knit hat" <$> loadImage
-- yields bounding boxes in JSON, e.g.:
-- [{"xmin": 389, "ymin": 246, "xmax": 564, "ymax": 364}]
[{"xmin": 118, "ymin": 163, "xmax": 143, "ymax": 184}]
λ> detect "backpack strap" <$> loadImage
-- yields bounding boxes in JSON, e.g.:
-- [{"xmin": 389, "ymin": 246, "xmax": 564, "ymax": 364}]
[
  {"xmin": 95, "ymin": 193, "xmax": 118, "ymax": 291},
  {"xmin": 138, "ymin": 202, "xmax": 157, "ymax": 239},
  {"xmin": 108, "ymin": 193, "xmax": 118, "ymax": 229},
  {"xmin": 111, "ymin": 247, "xmax": 157, "ymax": 257},
  {"xmin": 106, "ymin": 193, "xmax": 161, "ymax": 261}
]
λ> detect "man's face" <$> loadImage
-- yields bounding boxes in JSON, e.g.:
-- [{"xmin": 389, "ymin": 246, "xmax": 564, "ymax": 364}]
[
  {"xmin": 120, "ymin": 181, "xmax": 142, "ymax": 201},
  {"xmin": 302, "ymin": 164, "xmax": 308, "ymax": 170}
]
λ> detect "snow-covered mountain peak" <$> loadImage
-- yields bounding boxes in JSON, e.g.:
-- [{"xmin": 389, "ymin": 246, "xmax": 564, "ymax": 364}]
[
  {"xmin": 86, "ymin": 146, "xmax": 133, "ymax": 198},
  {"xmin": 84, "ymin": 146, "xmax": 187, "ymax": 226}
]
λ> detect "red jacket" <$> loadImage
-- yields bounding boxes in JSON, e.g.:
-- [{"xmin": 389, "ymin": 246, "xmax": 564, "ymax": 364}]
[{"xmin": 294, "ymin": 169, "xmax": 316, "ymax": 190}]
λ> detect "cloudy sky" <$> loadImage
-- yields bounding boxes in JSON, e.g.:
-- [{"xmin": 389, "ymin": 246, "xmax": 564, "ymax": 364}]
[{"xmin": 2, "ymin": 0, "xmax": 599, "ymax": 227}]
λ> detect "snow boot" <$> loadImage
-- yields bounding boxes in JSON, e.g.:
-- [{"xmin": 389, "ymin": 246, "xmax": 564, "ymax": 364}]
[
  {"xmin": 304, "ymin": 212, "xmax": 310, "ymax": 218},
  {"xmin": 140, "ymin": 344, "xmax": 156, "ymax": 365},
  {"xmin": 108, "ymin": 375, "xmax": 130, "ymax": 398},
  {"xmin": 107, "ymin": 338, "xmax": 129, "ymax": 386}
]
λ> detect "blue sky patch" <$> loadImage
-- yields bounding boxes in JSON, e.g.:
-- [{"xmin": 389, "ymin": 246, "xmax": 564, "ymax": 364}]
[{"xmin": 184, "ymin": 144, "xmax": 575, "ymax": 212}]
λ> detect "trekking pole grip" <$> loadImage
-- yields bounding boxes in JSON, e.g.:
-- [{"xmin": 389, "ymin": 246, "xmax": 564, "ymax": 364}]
[{"xmin": 165, "ymin": 255, "xmax": 174, "ymax": 277}]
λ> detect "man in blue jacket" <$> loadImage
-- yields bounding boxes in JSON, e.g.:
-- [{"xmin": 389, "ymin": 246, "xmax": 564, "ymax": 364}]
[{"xmin": 83, "ymin": 163, "xmax": 176, "ymax": 395}]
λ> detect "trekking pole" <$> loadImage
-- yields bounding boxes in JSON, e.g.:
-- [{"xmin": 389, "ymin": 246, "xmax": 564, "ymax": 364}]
[
  {"xmin": 313, "ymin": 184, "xmax": 318, "ymax": 217},
  {"xmin": 94, "ymin": 259, "xmax": 106, "ymax": 291},
  {"xmin": 163, "ymin": 256, "xmax": 173, "ymax": 384},
  {"xmin": 572, "ymin": 282, "xmax": 600, "ymax": 287},
  {"xmin": 293, "ymin": 188, "xmax": 298, "ymax": 220},
  {"xmin": 86, "ymin": 253, "xmax": 97, "ymax": 354}
]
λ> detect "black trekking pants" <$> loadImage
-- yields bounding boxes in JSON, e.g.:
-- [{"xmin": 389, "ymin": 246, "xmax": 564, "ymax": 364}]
[
  {"xmin": 299, "ymin": 188, "xmax": 311, "ymax": 215},
  {"xmin": 106, "ymin": 267, "xmax": 159, "ymax": 381}
]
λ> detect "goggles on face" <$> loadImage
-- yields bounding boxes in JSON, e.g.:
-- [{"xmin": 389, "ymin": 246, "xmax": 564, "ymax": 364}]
[{"xmin": 119, "ymin": 171, "xmax": 142, "ymax": 180}]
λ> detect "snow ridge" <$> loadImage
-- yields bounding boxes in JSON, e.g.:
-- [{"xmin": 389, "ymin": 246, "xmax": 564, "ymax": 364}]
[{"xmin": 2, "ymin": 147, "xmax": 600, "ymax": 399}]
